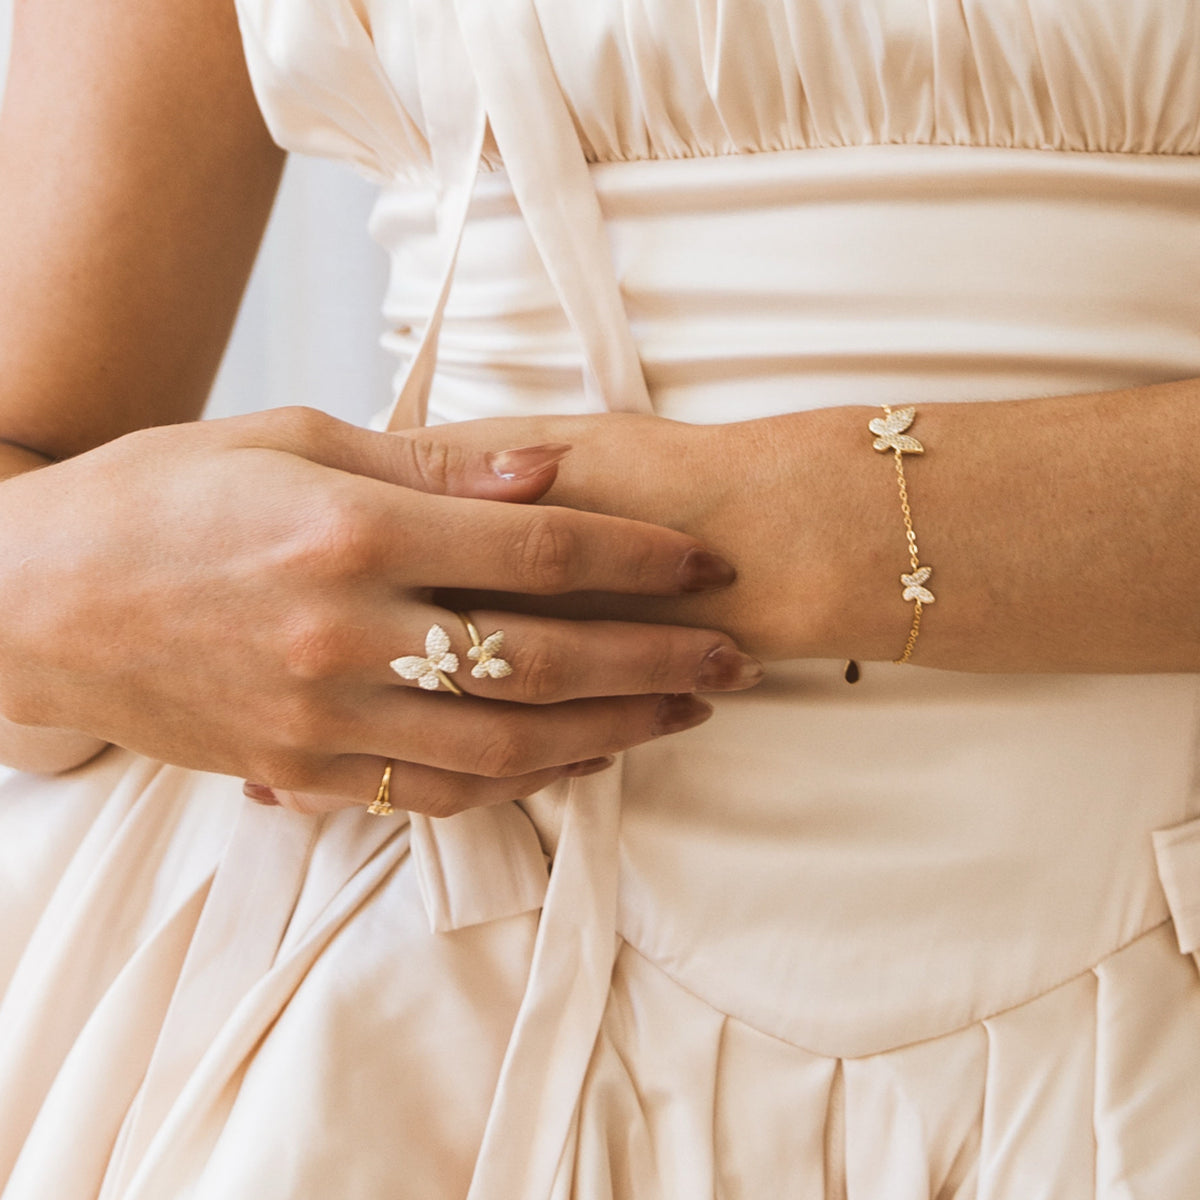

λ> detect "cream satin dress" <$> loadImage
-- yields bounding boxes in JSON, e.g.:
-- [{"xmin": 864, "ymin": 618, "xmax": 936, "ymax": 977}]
[{"xmin": 3, "ymin": 2, "xmax": 1200, "ymax": 1197}]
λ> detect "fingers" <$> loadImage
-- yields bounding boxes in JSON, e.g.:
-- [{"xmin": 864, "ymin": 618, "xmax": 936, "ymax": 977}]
[
  {"xmin": 246, "ymin": 604, "xmax": 761, "ymax": 817},
  {"xmin": 382, "ymin": 610, "xmax": 764, "ymax": 703},
  {"xmin": 244, "ymin": 754, "xmax": 615, "ymax": 818},
  {"xmin": 356, "ymin": 689, "xmax": 712, "ymax": 776},
  {"xmin": 383, "ymin": 491, "xmax": 735, "ymax": 595},
  {"xmin": 226, "ymin": 407, "xmax": 737, "ymax": 598},
  {"xmin": 243, "ymin": 688, "xmax": 714, "ymax": 816}
]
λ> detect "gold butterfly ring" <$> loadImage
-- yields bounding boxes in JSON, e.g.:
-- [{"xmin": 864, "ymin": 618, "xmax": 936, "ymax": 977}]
[
  {"xmin": 456, "ymin": 613, "xmax": 514, "ymax": 681},
  {"xmin": 389, "ymin": 624, "xmax": 464, "ymax": 695}
]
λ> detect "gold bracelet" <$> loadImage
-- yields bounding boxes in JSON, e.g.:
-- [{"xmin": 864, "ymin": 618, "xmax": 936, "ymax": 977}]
[{"xmin": 869, "ymin": 405, "xmax": 935, "ymax": 664}]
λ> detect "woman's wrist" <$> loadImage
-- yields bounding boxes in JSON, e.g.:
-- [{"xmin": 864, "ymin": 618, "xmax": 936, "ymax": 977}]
[
  {"xmin": 790, "ymin": 384, "xmax": 1200, "ymax": 673},
  {"xmin": 563, "ymin": 388, "xmax": 1198, "ymax": 673},
  {"xmin": 0, "ymin": 441, "xmax": 112, "ymax": 772}
]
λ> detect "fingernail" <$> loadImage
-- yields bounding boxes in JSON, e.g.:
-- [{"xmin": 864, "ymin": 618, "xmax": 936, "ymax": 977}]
[
  {"xmin": 243, "ymin": 782, "xmax": 280, "ymax": 806},
  {"xmin": 487, "ymin": 443, "xmax": 572, "ymax": 481},
  {"xmin": 695, "ymin": 645, "xmax": 765, "ymax": 691},
  {"xmin": 678, "ymin": 547, "xmax": 737, "ymax": 592},
  {"xmin": 563, "ymin": 755, "xmax": 616, "ymax": 777},
  {"xmin": 653, "ymin": 694, "xmax": 714, "ymax": 736}
]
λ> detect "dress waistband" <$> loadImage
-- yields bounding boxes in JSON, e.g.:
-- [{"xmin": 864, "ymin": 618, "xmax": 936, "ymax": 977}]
[{"xmin": 371, "ymin": 144, "xmax": 1200, "ymax": 426}]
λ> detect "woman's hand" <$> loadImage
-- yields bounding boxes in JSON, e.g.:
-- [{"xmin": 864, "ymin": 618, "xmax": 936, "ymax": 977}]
[
  {"xmin": 418, "ymin": 408, "xmax": 892, "ymax": 661},
  {"xmin": 0, "ymin": 408, "xmax": 762, "ymax": 812}
]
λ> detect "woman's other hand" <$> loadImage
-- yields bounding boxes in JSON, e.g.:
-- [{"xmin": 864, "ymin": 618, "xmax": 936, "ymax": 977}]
[{"xmin": 0, "ymin": 408, "xmax": 759, "ymax": 812}]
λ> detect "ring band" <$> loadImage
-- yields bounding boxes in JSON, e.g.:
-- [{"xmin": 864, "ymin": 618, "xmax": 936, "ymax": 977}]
[
  {"xmin": 367, "ymin": 760, "xmax": 394, "ymax": 816},
  {"xmin": 456, "ymin": 612, "xmax": 513, "ymax": 680}
]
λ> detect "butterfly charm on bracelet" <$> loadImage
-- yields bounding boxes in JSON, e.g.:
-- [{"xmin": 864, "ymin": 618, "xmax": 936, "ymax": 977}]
[
  {"xmin": 869, "ymin": 406, "xmax": 925, "ymax": 454},
  {"xmin": 900, "ymin": 566, "xmax": 936, "ymax": 604},
  {"xmin": 390, "ymin": 624, "xmax": 460, "ymax": 690}
]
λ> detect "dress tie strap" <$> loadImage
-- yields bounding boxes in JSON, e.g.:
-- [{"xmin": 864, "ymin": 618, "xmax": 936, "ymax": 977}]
[
  {"xmin": 465, "ymin": 768, "xmax": 625, "ymax": 1200},
  {"xmin": 384, "ymin": 0, "xmax": 487, "ymax": 433},
  {"xmin": 409, "ymin": 804, "xmax": 549, "ymax": 934},
  {"xmin": 453, "ymin": 0, "xmax": 654, "ymax": 416}
]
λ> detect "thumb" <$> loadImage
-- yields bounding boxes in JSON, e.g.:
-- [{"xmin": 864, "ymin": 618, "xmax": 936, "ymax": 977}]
[
  {"xmin": 396, "ymin": 435, "xmax": 573, "ymax": 502},
  {"xmin": 242, "ymin": 408, "xmax": 570, "ymax": 502}
]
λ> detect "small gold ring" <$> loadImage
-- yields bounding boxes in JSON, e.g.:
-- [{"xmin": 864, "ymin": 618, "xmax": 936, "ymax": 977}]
[
  {"xmin": 455, "ymin": 611, "xmax": 514, "ymax": 681},
  {"xmin": 367, "ymin": 760, "xmax": 395, "ymax": 816}
]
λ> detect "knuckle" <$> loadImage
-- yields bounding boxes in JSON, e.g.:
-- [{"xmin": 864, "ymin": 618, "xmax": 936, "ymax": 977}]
[
  {"xmin": 473, "ymin": 719, "xmax": 532, "ymax": 779},
  {"xmin": 280, "ymin": 615, "xmax": 355, "ymax": 681},
  {"xmin": 275, "ymin": 405, "xmax": 335, "ymax": 448},
  {"xmin": 418, "ymin": 782, "xmax": 472, "ymax": 820},
  {"xmin": 265, "ymin": 693, "xmax": 329, "ymax": 752},
  {"xmin": 271, "ymin": 785, "xmax": 335, "ymax": 816},
  {"xmin": 237, "ymin": 405, "xmax": 333, "ymax": 455},
  {"xmin": 615, "ymin": 528, "xmax": 667, "ymax": 592},
  {"xmin": 290, "ymin": 493, "xmax": 381, "ymax": 579},
  {"xmin": 272, "ymin": 792, "xmax": 316, "ymax": 816},
  {"xmin": 519, "ymin": 642, "xmax": 570, "ymax": 703},
  {"xmin": 510, "ymin": 511, "xmax": 578, "ymax": 594},
  {"xmin": 641, "ymin": 635, "xmax": 683, "ymax": 692},
  {"xmin": 397, "ymin": 435, "xmax": 457, "ymax": 495},
  {"xmin": 245, "ymin": 749, "xmax": 313, "ymax": 792}
]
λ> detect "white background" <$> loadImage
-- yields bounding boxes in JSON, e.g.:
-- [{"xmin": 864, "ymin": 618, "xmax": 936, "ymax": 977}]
[{"xmin": 0, "ymin": 2, "xmax": 393, "ymax": 425}]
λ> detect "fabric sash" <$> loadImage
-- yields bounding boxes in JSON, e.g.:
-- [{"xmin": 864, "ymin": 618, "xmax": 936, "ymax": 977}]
[{"xmin": 381, "ymin": 1, "xmax": 655, "ymax": 1195}]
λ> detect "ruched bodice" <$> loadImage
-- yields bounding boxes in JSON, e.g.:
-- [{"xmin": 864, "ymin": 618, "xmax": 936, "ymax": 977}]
[
  {"xmin": 531, "ymin": 0, "xmax": 1200, "ymax": 161},
  {"xmin": 237, "ymin": 0, "xmax": 1200, "ymax": 182}
]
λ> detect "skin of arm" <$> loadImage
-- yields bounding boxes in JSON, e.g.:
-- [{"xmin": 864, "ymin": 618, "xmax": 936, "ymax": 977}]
[
  {"xmin": 0, "ymin": 0, "xmax": 286, "ymax": 457},
  {"xmin": 425, "ymin": 377, "xmax": 1200, "ymax": 674}
]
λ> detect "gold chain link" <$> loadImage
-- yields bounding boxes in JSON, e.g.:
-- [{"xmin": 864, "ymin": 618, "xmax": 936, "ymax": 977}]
[
  {"xmin": 891, "ymin": 451, "xmax": 921, "ymax": 571},
  {"xmin": 873, "ymin": 405, "xmax": 934, "ymax": 665}
]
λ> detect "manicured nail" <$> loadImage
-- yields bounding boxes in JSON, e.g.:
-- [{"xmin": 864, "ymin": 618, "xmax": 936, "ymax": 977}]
[
  {"xmin": 677, "ymin": 547, "xmax": 737, "ymax": 592},
  {"xmin": 653, "ymin": 694, "xmax": 714, "ymax": 736},
  {"xmin": 695, "ymin": 645, "xmax": 765, "ymax": 691},
  {"xmin": 563, "ymin": 755, "xmax": 616, "ymax": 777},
  {"xmin": 487, "ymin": 443, "xmax": 572, "ymax": 481},
  {"xmin": 243, "ymin": 782, "xmax": 280, "ymax": 806}
]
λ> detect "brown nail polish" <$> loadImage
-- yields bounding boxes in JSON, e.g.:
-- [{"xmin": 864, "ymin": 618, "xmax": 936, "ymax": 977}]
[
  {"xmin": 487, "ymin": 443, "xmax": 572, "ymax": 481},
  {"xmin": 563, "ymin": 755, "xmax": 616, "ymax": 777},
  {"xmin": 243, "ymin": 782, "xmax": 280, "ymax": 806},
  {"xmin": 678, "ymin": 547, "xmax": 737, "ymax": 592},
  {"xmin": 653, "ymin": 694, "xmax": 714, "ymax": 736},
  {"xmin": 695, "ymin": 645, "xmax": 765, "ymax": 691}
]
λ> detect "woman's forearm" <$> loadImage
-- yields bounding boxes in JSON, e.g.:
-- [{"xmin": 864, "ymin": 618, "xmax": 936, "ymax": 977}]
[{"xmin": 722, "ymin": 379, "xmax": 1200, "ymax": 671}]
